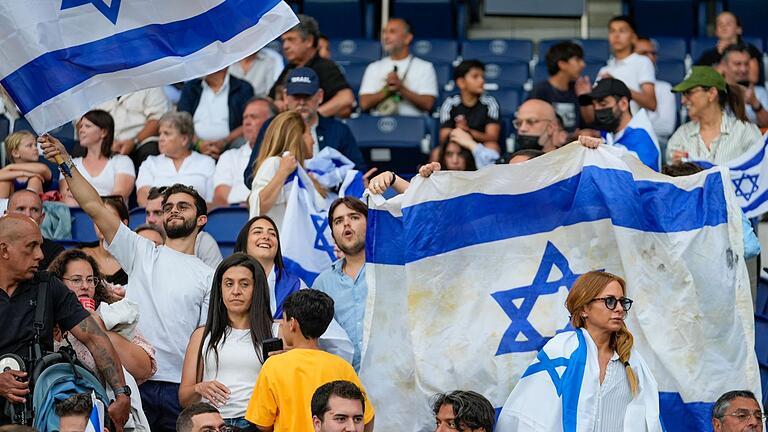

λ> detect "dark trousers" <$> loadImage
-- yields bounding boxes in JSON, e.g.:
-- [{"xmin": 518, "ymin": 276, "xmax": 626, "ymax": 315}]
[{"xmin": 139, "ymin": 380, "xmax": 181, "ymax": 432}]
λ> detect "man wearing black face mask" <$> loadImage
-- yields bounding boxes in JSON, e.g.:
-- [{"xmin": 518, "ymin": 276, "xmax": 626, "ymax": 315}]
[
  {"xmin": 512, "ymin": 99, "xmax": 568, "ymax": 152},
  {"xmin": 583, "ymin": 78, "xmax": 661, "ymax": 171}
]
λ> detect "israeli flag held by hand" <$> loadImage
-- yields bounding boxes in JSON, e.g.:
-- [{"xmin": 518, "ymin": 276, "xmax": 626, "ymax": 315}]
[
  {"xmin": 0, "ymin": 0, "xmax": 298, "ymax": 132},
  {"xmin": 360, "ymin": 144, "xmax": 759, "ymax": 432},
  {"xmin": 85, "ymin": 392, "xmax": 104, "ymax": 432}
]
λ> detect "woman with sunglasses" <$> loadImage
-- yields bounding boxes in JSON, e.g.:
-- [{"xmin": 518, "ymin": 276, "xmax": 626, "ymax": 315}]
[{"xmin": 497, "ymin": 271, "xmax": 662, "ymax": 431}]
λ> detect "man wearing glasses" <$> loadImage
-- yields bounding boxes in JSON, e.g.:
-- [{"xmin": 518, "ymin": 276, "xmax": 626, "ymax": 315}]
[
  {"xmin": 512, "ymin": 99, "xmax": 569, "ymax": 153},
  {"xmin": 712, "ymin": 390, "xmax": 764, "ymax": 432}
]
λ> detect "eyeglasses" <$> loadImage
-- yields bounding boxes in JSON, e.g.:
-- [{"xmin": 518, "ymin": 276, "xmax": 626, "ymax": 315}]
[
  {"xmin": 590, "ymin": 296, "xmax": 633, "ymax": 311},
  {"xmin": 512, "ymin": 118, "xmax": 550, "ymax": 129},
  {"xmin": 162, "ymin": 202, "xmax": 194, "ymax": 213},
  {"xmin": 722, "ymin": 410, "xmax": 767, "ymax": 423},
  {"xmin": 199, "ymin": 426, "xmax": 235, "ymax": 432},
  {"xmin": 62, "ymin": 276, "xmax": 101, "ymax": 287},
  {"xmin": 681, "ymin": 86, "xmax": 708, "ymax": 98}
]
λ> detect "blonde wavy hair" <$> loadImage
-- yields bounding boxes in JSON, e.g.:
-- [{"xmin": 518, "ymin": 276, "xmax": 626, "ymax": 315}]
[
  {"xmin": 566, "ymin": 270, "xmax": 638, "ymax": 395},
  {"xmin": 4, "ymin": 131, "xmax": 36, "ymax": 163}
]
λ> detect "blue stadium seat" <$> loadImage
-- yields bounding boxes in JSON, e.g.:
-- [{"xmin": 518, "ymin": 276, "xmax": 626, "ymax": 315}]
[
  {"xmin": 583, "ymin": 62, "xmax": 603, "ymax": 81},
  {"xmin": 344, "ymin": 115, "xmax": 428, "ymax": 173},
  {"xmin": 70, "ymin": 207, "xmax": 98, "ymax": 243},
  {"xmin": 743, "ymin": 36, "xmax": 765, "ymax": 52},
  {"xmin": 483, "ymin": 62, "xmax": 529, "ymax": 90},
  {"xmin": 652, "ymin": 37, "xmax": 688, "ymax": 62},
  {"xmin": 761, "ymin": 364, "xmax": 768, "ymax": 408},
  {"xmin": 538, "ymin": 39, "xmax": 610, "ymax": 63},
  {"xmin": 690, "ymin": 37, "xmax": 717, "ymax": 63},
  {"xmin": 303, "ymin": 0, "xmax": 367, "ymax": 39},
  {"xmin": 205, "ymin": 207, "xmax": 249, "ymax": 244},
  {"xmin": 730, "ymin": 1, "xmax": 768, "ymax": 39},
  {"xmin": 128, "ymin": 207, "xmax": 146, "ymax": 230},
  {"xmin": 0, "ymin": 115, "xmax": 9, "ymax": 146},
  {"xmin": 757, "ymin": 276, "xmax": 768, "ymax": 315},
  {"xmin": 630, "ymin": 0, "xmax": 697, "ymax": 38},
  {"xmin": 393, "ymin": 0, "xmax": 460, "ymax": 39},
  {"xmin": 339, "ymin": 63, "xmax": 368, "ymax": 95},
  {"xmin": 533, "ymin": 62, "xmax": 548, "ymax": 83},
  {"xmin": 329, "ymin": 39, "xmax": 381, "ymax": 65},
  {"xmin": 461, "ymin": 39, "xmax": 534, "ymax": 64},
  {"xmin": 434, "ymin": 62, "xmax": 453, "ymax": 91},
  {"xmin": 755, "ymin": 313, "xmax": 768, "ymax": 365},
  {"xmin": 487, "ymin": 89, "xmax": 521, "ymax": 118},
  {"xmin": 411, "ymin": 39, "xmax": 459, "ymax": 64},
  {"xmin": 656, "ymin": 60, "xmax": 686, "ymax": 84}
]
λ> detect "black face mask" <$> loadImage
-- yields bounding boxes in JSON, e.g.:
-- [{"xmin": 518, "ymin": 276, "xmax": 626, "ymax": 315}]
[
  {"xmin": 515, "ymin": 134, "xmax": 542, "ymax": 151},
  {"xmin": 594, "ymin": 107, "xmax": 621, "ymax": 132}
]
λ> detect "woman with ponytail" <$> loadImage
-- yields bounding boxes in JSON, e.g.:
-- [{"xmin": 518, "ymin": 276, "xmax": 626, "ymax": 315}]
[{"xmin": 496, "ymin": 271, "xmax": 662, "ymax": 432}]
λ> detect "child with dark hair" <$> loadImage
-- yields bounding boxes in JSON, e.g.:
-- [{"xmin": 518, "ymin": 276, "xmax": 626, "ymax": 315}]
[
  {"xmin": 529, "ymin": 41, "xmax": 593, "ymax": 131},
  {"xmin": 245, "ymin": 289, "xmax": 375, "ymax": 432}
]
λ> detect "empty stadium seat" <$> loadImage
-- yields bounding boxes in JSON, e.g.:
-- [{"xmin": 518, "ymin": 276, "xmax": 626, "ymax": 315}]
[
  {"xmin": 70, "ymin": 207, "xmax": 98, "ymax": 243},
  {"xmin": 730, "ymin": 1, "xmax": 768, "ymax": 39},
  {"xmin": 743, "ymin": 35, "xmax": 765, "ymax": 52},
  {"xmin": 393, "ymin": 0, "xmax": 461, "ymax": 39},
  {"xmin": 757, "ymin": 276, "xmax": 768, "ymax": 315},
  {"xmin": 339, "ymin": 63, "xmax": 368, "ymax": 95},
  {"xmin": 630, "ymin": 0, "xmax": 698, "ymax": 38},
  {"xmin": 344, "ymin": 115, "xmax": 429, "ymax": 173},
  {"xmin": 538, "ymin": 39, "xmax": 610, "ymax": 63},
  {"xmin": 128, "ymin": 207, "xmax": 146, "ymax": 230},
  {"xmin": 487, "ymin": 89, "xmax": 522, "ymax": 118},
  {"xmin": 303, "ymin": 0, "xmax": 370, "ymax": 39},
  {"xmin": 461, "ymin": 39, "xmax": 534, "ymax": 64},
  {"xmin": 433, "ymin": 62, "xmax": 453, "ymax": 91},
  {"xmin": 652, "ymin": 37, "xmax": 688, "ymax": 62},
  {"xmin": 329, "ymin": 39, "xmax": 381, "ymax": 65},
  {"xmin": 205, "ymin": 206, "xmax": 249, "ymax": 244},
  {"xmin": 656, "ymin": 60, "xmax": 686, "ymax": 84},
  {"xmin": 411, "ymin": 39, "xmax": 459, "ymax": 64},
  {"xmin": 755, "ymin": 313, "xmax": 768, "ymax": 365},
  {"xmin": 690, "ymin": 37, "xmax": 717, "ymax": 63},
  {"xmin": 483, "ymin": 62, "xmax": 529, "ymax": 90}
]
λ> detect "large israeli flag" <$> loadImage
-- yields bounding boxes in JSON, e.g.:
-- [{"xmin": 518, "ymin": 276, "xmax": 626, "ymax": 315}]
[
  {"xmin": 360, "ymin": 144, "xmax": 759, "ymax": 432},
  {"xmin": 0, "ymin": 0, "xmax": 298, "ymax": 132}
]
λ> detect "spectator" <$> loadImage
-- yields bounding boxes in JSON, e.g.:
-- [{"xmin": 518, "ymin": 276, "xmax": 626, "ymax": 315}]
[
  {"xmin": 311, "ymin": 381, "xmax": 368, "ymax": 432},
  {"xmin": 436, "ymin": 139, "xmax": 478, "ymax": 172},
  {"xmin": 214, "ymin": 98, "xmax": 277, "ymax": 206},
  {"xmin": 0, "ymin": 214, "xmax": 130, "ymax": 428},
  {"xmin": 243, "ymin": 68, "xmax": 367, "ymax": 184},
  {"xmin": 583, "ymin": 78, "xmax": 660, "ymax": 171},
  {"xmin": 247, "ymin": 111, "xmax": 325, "ymax": 227},
  {"xmin": 432, "ymin": 390, "xmax": 495, "ymax": 432},
  {"xmin": 318, "ymin": 34, "xmax": 331, "ymax": 60},
  {"xmin": 180, "ymin": 253, "xmax": 274, "ymax": 431},
  {"xmin": 505, "ymin": 148, "xmax": 546, "ymax": 165},
  {"xmin": 144, "ymin": 186, "xmax": 222, "ymax": 269},
  {"xmin": 697, "ymin": 11, "xmax": 762, "ymax": 85},
  {"xmin": 97, "ymin": 87, "xmax": 169, "ymax": 167},
  {"xmin": 634, "ymin": 38, "xmax": 678, "ymax": 144},
  {"xmin": 312, "ymin": 197, "xmax": 369, "ymax": 370},
  {"xmin": 711, "ymin": 390, "xmax": 765, "ymax": 432},
  {"xmin": 597, "ymin": 16, "xmax": 657, "ymax": 113},
  {"xmin": 268, "ymin": 15, "xmax": 355, "ymax": 118},
  {"xmin": 42, "ymin": 133, "xmax": 215, "ymax": 432},
  {"xmin": 4, "ymin": 188, "xmax": 63, "ymax": 269},
  {"xmin": 135, "ymin": 223, "xmax": 165, "ymax": 246},
  {"xmin": 230, "ymin": 51, "xmax": 283, "ymax": 98},
  {"xmin": 176, "ymin": 403, "xmax": 225, "ymax": 432},
  {"xmin": 513, "ymin": 99, "xmax": 569, "ymax": 152},
  {"xmin": 359, "ymin": 18, "xmax": 438, "ymax": 116},
  {"xmin": 244, "ymin": 289, "xmax": 375, "ymax": 431},
  {"xmin": 136, "ymin": 112, "xmax": 216, "ymax": 206},
  {"xmin": 178, "ymin": 68, "xmax": 255, "ymax": 159},
  {"xmin": 719, "ymin": 43, "xmax": 768, "ymax": 127},
  {"xmin": 530, "ymin": 41, "xmax": 593, "ymax": 130},
  {"xmin": 0, "ymin": 131, "xmax": 52, "ymax": 197},
  {"xmin": 81, "ymin": 195, "xmax": 130, "ymax": 286},
  {"xmin": 438, "ymin": 60, "xmax": 500, "ymax": 155},
  {"xmin": 667, "ymin": 66, "xmax": 760, "ymax": 164},
  {"xmin": 56, "ymin": 393, "xmax": 98, "ymax": 432}
]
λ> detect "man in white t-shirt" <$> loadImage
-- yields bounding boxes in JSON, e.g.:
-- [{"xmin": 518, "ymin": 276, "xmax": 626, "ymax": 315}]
[
  {"xmin": 213, "ymin": 97, "xmax": 276, "ymax": 206},
  {"xmin": 359, "ymin": 18, "xmax": 438, "ymax": 116},
  {"xmin": 635, "ymin": 37, "xmax": 677, "ymax": 143},
  {"xmin": 40, "ymin": 135, "xmax": 214, "ymax": 432},
  {"xmin": 596, "ymin": 16, "xmax": 657, "ymax": 115}
]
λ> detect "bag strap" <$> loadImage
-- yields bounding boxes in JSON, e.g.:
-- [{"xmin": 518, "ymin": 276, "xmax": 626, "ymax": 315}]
[{"xmin": 32, "ymin": 278, "xmax": 48, "ymax": 361}]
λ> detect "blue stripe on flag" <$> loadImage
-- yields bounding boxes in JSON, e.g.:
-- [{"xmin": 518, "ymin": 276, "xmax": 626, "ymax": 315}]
[
  {"xmin": 658, "ymin": 392, "xmax": 713, "ymax": 431},
  {"xmin": 561, "ymin": 329, "xmax": 587, "ymax": 432},
  {"xmin": 731, "ymin": 136, "xmax": 768, "ymax": 171},
  {"xmin": 398, "ymin": 167, "xmax": 727, "ymax": 263},
  {"xmin": 2, "ymin": 0, "xmax": 281, "ymax": 114},
  {"xmin": 283, "ymin": 257, "xmax": 320, "ymax": 286},
  {"xmin": 366, "ymin": 209, "xmax": 404, "ymax": 265}
]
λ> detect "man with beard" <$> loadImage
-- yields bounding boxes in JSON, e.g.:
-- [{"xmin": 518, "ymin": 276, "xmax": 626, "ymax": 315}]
[
  {"xmin": 582, "ymin": 78, "xmax": 660, "ymax": 171},
  {"xmin": 512, "ymin": 99, "xmax": 568, "ymax": 153},
  {"xmin": 312, "ymin": 197, "xmax": 368, "ymax": 371},
  {"xmin": 39, "ymin": 135, "xmax": 214, "ymax": 432}
]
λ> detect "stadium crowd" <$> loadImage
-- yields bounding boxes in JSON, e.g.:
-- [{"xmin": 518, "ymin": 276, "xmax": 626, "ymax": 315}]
[{"xmin": 0, "ymin": 8, "xmax": 766, "ymax": 432}]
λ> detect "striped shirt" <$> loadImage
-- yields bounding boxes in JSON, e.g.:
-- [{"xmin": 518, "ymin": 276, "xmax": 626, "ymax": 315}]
[
  {"xmin": 593, "ymin": 352, "xmax": 633, "ymax": 432},
  {"xmin": 666, "ymin": 112, "xmax": 761, "ymax": 164}
]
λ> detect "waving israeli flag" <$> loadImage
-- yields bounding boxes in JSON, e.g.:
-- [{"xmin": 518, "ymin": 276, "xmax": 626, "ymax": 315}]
[
  {"xmin": 0, "ymin": 0, "xmax": 297, "ymax": 132},
  {"xmin": 360, "ymin": 144, "xmax": 759, "ymax": 432}
]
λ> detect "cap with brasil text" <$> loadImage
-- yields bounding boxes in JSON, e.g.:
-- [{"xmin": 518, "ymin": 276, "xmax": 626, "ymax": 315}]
[
  {"xmin": 671, "ymin": 66, "xmax": 726, "ymax": 93},
  {"xmin": 285, "ymin": 67, "xmax": 320, "ymax": 96}
]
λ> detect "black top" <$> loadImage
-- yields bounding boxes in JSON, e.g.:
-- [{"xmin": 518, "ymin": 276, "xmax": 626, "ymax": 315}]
[
  {"xmin": 0, "ymin": 272, "xmax": 89, "ymax": 360},
  {"xmin": 268, "ymin": 54, "xmax": 351, "ymax": 101},
  {"xmin": 104, "ymin": 268, "xmax": 128, "ymax": 286},
  {"xmin": 696, "ymin": 42, "xmax": 764, "ymax": 82},
  {"xmin": 529, "ymin": 80, "xmax": 582, "ymax": 131},
  {"xmin": 439, "ymin": 94, "xmax": 500, "ymax": 133},
  {"xmin": 40, "ymin": 238, "xmax": 64, "ymax": 271}
]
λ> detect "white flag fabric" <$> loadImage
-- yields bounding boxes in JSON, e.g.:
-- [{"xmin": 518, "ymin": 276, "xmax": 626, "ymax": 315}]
[
  {"xmin": 0, "ymin": 0, "xmax": 298, "ymax": 132},
  {"xmin": 361, "ymin": 144, "xmax": 759, "ymax": 432}
]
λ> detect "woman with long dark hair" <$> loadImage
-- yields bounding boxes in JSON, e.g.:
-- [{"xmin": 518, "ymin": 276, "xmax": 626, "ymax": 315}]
[{"xmin": 179, "ymin": 253, "xmax": 274, "ymax": 430}]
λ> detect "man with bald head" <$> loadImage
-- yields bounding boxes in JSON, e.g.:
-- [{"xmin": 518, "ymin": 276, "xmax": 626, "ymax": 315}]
[
  {"xmin": 512, "ymin": 99, "xmax": 568, "ymax": 152},
  {"xmin": 0, "ymin": 215, "xmax": 130, "ymax": 429},
  {"xmin": 5, "ymin": 189, "xmax": 63, "ymax": 269}
]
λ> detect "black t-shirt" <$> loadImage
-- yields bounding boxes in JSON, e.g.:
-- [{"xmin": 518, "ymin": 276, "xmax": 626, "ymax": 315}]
[
  {"xmin": 40, "ymin": 238, "xmax": 64, "ymax": 271},
  {"xmin": 439, "ymin": 94, "xmax": 500, "ymax": 132},
  {"xmin": 529, "ymin": 80, "xmax": 581, "ymax": 131},
  {"xmin": 0, "ymin": 272, "xmax": 89, "ymax": 360},
  {"xmin": 697, "ymin": 42, "xmax": 764, "ymax": 82},
  {"xmin": 268, "ymin": 54, "xmax": 351, "ymax": 101}
]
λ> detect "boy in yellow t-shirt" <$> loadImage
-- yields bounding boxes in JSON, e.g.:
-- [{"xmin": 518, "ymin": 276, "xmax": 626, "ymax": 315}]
[{"xmin": 245, "ymin": 289, "xmax": 375, "ymax": 432}]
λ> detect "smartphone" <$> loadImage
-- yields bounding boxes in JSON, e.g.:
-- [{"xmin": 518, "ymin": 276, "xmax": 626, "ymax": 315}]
[{"xmin": 262, "ymin": 338, "xmax": 283, "ymax": 361}]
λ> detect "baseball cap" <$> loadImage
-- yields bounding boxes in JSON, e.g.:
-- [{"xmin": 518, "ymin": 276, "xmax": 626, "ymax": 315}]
[
  {"xmin": 285, "ymin": 67, "xmax": 319, "ymax": 96},
  {"xmin": 583, "ymin": 78, "xmax": 632, "ymax": 102},
  {"xmin": 671, "ymin": 66, "xmax": 726, "ymax": 93}
]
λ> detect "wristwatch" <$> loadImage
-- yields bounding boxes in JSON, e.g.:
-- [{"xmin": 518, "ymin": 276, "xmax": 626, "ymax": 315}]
[{"xmin": 113, "ymin": 385, "xmax": 132, "ymax": 397}]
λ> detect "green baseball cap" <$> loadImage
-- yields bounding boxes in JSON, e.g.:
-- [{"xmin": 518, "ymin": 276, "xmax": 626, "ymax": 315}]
[{"xmin": 672, "ymin": 66, "xmax": 726, "ymax": 92}]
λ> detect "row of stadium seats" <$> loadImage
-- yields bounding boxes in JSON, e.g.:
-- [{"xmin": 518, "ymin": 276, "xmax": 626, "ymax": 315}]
[{"xmin": 754, "ymin": 276, "xmax": 768, "ymax": 408}]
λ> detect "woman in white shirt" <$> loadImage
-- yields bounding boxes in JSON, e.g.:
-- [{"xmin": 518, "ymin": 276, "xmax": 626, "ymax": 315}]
[
  {"xmin": 136, "ymin": 111, "xmax": 215, "ymax": 205},
  {"xmin": 60, "ymin": 110, "xmax": 135, "ymax": 204},
  {"xmin": 247, "ymin": 111, "xmax": 323, "ymax": 228},
  {"xmin": 179, "ymin": 253, "xmax": 274, "ymax": 431}
]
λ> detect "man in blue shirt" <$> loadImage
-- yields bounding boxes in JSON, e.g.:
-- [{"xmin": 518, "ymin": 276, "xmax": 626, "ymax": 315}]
[
  {"xmin": 582, "ymin": 78, "xmax": 661, "ymax": 171},
  {"xmin": 312, "ymin": 197, "xmax": 368, "ymax": 370}
]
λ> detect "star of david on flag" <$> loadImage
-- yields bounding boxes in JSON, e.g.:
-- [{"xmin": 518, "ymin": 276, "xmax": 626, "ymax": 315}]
[
  {"xmin": 61, "ymin": 0, "xmax": 122, "ymax": 24},
  {"xmin": 732, "ymin": 172, "xmax": 760, "ymax": 200}
]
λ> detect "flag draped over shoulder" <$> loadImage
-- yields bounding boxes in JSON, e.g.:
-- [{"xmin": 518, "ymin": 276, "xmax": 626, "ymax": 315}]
[
  {"xmin": 361, "ymin": 144, "xmax": 759, "ymax": 432},
  {"xmin": 0, "ymin": 0, "xmax": 298, "ymax": 132}
]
